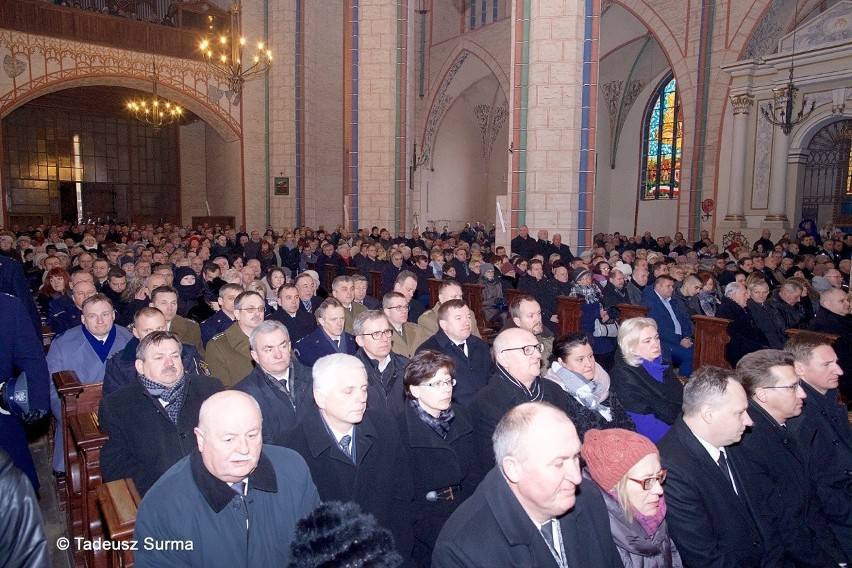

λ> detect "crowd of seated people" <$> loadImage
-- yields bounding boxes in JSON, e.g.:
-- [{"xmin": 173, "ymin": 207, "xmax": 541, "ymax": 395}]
[{"xmin": 0, "ymin": 217, "xmax": 849, "ymax": 567}]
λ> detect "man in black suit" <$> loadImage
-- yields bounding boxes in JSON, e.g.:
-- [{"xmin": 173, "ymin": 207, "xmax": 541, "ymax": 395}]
[
  {"xmin": 510, "ymin": 225, "xmax": 536, "ymax": 260},
  {"xmin": 99, "ymin": 331, "xmax": 224, "ymax": 495},
  {"xmin": 433, "ymin": 402, "xmax": 620, "ymax": 568},
  {"xmin": 294, "ymin": 272, "xmax": 323, "ymax": 314},
  {"xmin": 268, "ymin": 283, "xmax": 317, "ymax": 343},
  {"xmin": 466, "ymin": 328, "xmax": 572, "ymax": 487},
  {"xmin": 353, "ymin": 311, "xmax": 408, "ymax": 415},
  {"xmin": 276, "ymin": 353, "xmax": 413, "ymax": 559},
  {"xmin": 294, "ymin": 298, "xmax": 358, "ymax": 367},
  {"xmin": 658, "ymin": 366, "xmax": 771, "ymax": 567},
  {"xmin": 233, "ymin": 320, "xmax": 313, "ymax": 443},
  {"xmin": 714, "ymin": 282, "xmax": 768, "ymax": 366},
  {"xmin": 417, "ymin": 299, "xmax": 494, "ymax": 406},
  {"xmin": 734, "ymin": 350, "xmax": 848, "ymax": 566}
]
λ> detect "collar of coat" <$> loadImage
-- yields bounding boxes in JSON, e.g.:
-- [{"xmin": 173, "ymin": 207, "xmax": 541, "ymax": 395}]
[
  {"xmin": 190, "ymin": 448, "xmax": 278, "ymax": 513},
  {"xmin": 302, "ymin": 403, "xmax": 377, "ymax": 462}
]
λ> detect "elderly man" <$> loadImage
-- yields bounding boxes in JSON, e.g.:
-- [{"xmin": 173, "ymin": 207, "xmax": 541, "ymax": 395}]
[
  {"xmin": 150, "ymin": 285, "xmax": 205, "ymax": 356},
  {"xmin": 417, "ymin": 299, "xmax": 494, "ymax": 406},
  {"xmin": 294, "ymin": 271, "xmax": 323, "ymax": 314},
  {"xmin": 734, "ymin": 350, "xmax": 848, "ymax": 566},
  {"xmin": 510, "ymin": 225, "xmax": 536, "ymax": 260},
  {"xmin": 433, "ymin": 402, "xmax": 619, "ymax": 567},
  {"xmin": 278, "ymin": 354, "xmax": 413, "ymax": 559},
  {"xmin": 766, "ymin": 281, "xmax": 806, "ymax": 331},
  {"xmin": 658, "ymin": 366, "xmax": 771, "ymax": 567},
  {"xmin": 99, "ymin": 332, "xmax": 223, "ymax": 495},
  {"xmin": 268, "ymin": 283, "xmax": 317, "ymax": 343},
  {"xmin": 200, "ymin": 283, "xmax": 242, "ymax": 347},
  {"xmin": 353, "ymin": 311, "xmax": 409, "ymax": 415},
  {"xmin": 507, "ymin": 295, "xmax": 553, "ymax": 373},
  {"xmin": 600, "ymin": 267, "xmax": 629, "ymax": 313},
  {"xmin": 715, "ymin": 282, "xmax": 768, "ymax": 366},
  {"xmin": 233, "ymin": 321, "xmax": 312, "ymax": 443},
  {"xmin": 518, "ymin": 259, "xmax": 556, "ymax": 330},
  {"xmin": 383, "ymin": 291, "xmax": 427, "ymax": 358},
  {"xmin": 206, "ymin": 291, "xmax": 266, "ymax": 387},
  {"xmin": 294, "ymin": 298, "xmax": 358, "ymax": 367},
  {"xmin": 47, "ymin": 278, "xmax": 96, "ymax": 335},
  {"xmin": 551, "ymin": 233, "xmax": 574, "ymax": 262},
  {"xmin": 824, "ymin": 268, "xmax": 846, "ymax": 291},
  {"xmin": 380, "ymin": 250, "xmax": 405, "ymax": 296},
  {"xmin": 47, "ymin": 294, "xmax": 133, "ymax": 472},
  {"xmin": 467, "ymin": 327, "xmax": 571, "ymax": 487},
  {"xmin": 352, "ymin": 274, "xmax": 381, "ymax": 310},
  {"xmin": 785, "ymin": 333, "xmax": 852, "ymax": 559},
  {"xmin": 331, "ymin": 275, "xmax": 366, "ymax": 333},
  {"xmin": 418, "ymin": 280, "xmax": 482, "ymax": 338},
  {"xmin": 134, "ymin": 391, "xmax": 320, "ymax": 567},
  {"xmin": 641, "ymin": 274, "xmax": 694, "ymax": 376},
  {"xmin": 103, "ymin": 307, "xmax": 208, "ymax": 396}
]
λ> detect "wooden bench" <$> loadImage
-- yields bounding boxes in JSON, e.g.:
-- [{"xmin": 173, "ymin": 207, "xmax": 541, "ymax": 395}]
[
  {"xmin": 462, "ymin": 282, "xmax": 491, "ymax": 338},
  {"xmin": 324, "ymin": 264, "xmax": 337, "ymax": 292},
  {"xmin": 691, "ymin": 315, "xmax": 733, "ymax": 370},
  {"xmin": 346, "ymin": 266, "xmax": 361, "ymax": 278},
  {"xmin": 69, "ymin": 411, "xmax": 110, "ymax": 568},
  {"xmin": 97, "ymin": 478, "xmax": 142, "ymax": 568},
  {"xmin": 428, "ymin": 278, "xmax": 442, "ymax": 307},
  {"xmin": 615, "ymin": 303, "xmax": 648, "ymax": 323},
  {"xmin": 370, "ymin": 270, "xmax": 383, "ymax": 300}
]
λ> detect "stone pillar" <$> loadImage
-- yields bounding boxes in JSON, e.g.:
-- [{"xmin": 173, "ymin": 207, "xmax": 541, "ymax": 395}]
[
  {"xmin": 765, "ymin": 89, "xmax": 791, "ymax": 222},
  {"xmin": 724, "ymin": 94, "xmax": 753, "ymax": 221}
]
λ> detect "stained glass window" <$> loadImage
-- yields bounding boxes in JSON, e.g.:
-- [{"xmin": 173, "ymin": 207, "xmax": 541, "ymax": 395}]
[{"xmin": 640, "ymin": 76, "xmax": 682, "ymax": 200}]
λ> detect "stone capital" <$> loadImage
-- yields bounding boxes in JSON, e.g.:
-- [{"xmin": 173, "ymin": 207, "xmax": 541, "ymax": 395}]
[{"xmin": 730, "ymin": 94, "xmax": 754, "ymax": 115}]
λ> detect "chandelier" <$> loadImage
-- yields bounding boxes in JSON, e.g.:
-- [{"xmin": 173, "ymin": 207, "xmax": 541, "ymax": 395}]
[
  {"xmin": 199, "ymin": 1, "xmax": 272, "ymax": 95},
  {"xmin": 759, "ymin": 0, "xmax": 815, "ymax": 135},
  {"xmin": 126, "ymin": 65, "xmax": 183, "ymax": 130}
]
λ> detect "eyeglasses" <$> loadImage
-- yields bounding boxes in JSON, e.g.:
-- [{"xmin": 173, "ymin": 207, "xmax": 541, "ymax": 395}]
[
  {"xmin": 628, "ymin": 469, "xmax": 667, "ymax": 490},
  {"xmin": 422, "ymin": 378, "xmax": 456, "ymax": 389},
  {"xmin": 500, "ymin": 343, "xmax": 545, "ymax": 356},
  {"xmin": 238, "ymin": 306, "xmax": 265, "ymax": 314},
  {"xmin": 762, "ymin": 380, "xmax": 802, "ymax": 392},
  {"xmin": 386, "ymin": 304, "xmax": 409, "ymax": 311},
  {"xmin": 360, "ymin": 329, "xmax": 394, "ymax": 340}
]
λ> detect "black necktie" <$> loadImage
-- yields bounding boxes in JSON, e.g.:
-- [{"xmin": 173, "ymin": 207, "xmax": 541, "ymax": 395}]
[
  {"xmin": 718, "ymin": 451, "xmax": 733, "ymax": 488},
  {"xmin": 338, "ymin": 435, "xmax": 353, "ymax": 461},
  {"xmin": 540, "ymin": 520, "xmax": 555, "ymax": 550},
  {"xmin": 457, "ymin": 342, "xmax": 467, "ymax": 357},
  {"xmin": 334, "ymin": 339, "xmax": 340, "ymax": 351}
]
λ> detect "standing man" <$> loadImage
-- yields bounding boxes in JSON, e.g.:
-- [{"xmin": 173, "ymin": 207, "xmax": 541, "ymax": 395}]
[
  {"xmin": 510, "ymin": 225, "xmax": 536, "ymax": 260},
  {"xmin": 133, "ymin": 391, "xmax": 320, "ymax": 567},
  {"xmin": 268, "ymin": 283, "xmax": 317, "ymax": 343},
  {"xmin": 433, "ymin": 402, "xmax": 620, "ymax": 568},
  {"xmin": 353, "ymin": 311, "xmax": 408, "ymax": 415},
  {"xmin": 735, "ymin": 350, "xmax": 848, "ymax": 566},
  {"xmin": 200, "ymin": 283, "xmax": 242, "ymax": 347},
  {"xmin": 785, "ymin": 334, "xmax": 852, "ymax": 560},
  {"xmin": 47, "ymin": 294, "xmax": 133, "ymax": 473},
  {"xmin": 206, "ymin": 291, "xmax": 266, "ymax": 387},
  {"xmin": 293, "ymin": 298, "xmax": 358, "ymax": 367},
  {"xmin": 658, "ymin": 366, "xmax": 771, "ymax": 567},
  {"xmin": 278, "ymin": 354, "xmax": 414, "ymax": 559},
  {"xmin": 99, "ymin": 331, "xmax": 223, "ymax": 495}
]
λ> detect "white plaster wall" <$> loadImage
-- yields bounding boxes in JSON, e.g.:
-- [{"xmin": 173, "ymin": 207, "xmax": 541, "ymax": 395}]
[
  {"xmin": 269, "ymin": 0, "xmax": 298, "ymax": 229},
  {"xmin": 205, "ymin": 126, "xmax": 243, "ymax": 223},
  {"xmin": 179, "ymin": 120, "xmax": 207, "ymax": 225}
]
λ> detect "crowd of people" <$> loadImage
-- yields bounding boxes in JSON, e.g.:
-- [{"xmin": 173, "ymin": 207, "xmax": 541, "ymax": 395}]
[{"xmin": 0, "ymin": 217, "xmax": 849, "ymax": 567}]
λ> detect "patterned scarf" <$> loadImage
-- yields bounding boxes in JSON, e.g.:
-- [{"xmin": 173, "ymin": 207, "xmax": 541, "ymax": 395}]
[
  {"xmin": 548, "ymin": 363, "xmax": 612, "ymax": 421},
  {"xmin": 569, "ymin": 283, "xmax": 602, "ymax": 304},
  {"xmin": 139, "ymin": 373, "xmax": 187, "ymax": 424},
  {"xmin": 496, "ymin": 364, "xmax": 544, "ymax": 402},
  {"xmin": 408, "ymin": 398, "xmax": 455, "ymax": 439}
]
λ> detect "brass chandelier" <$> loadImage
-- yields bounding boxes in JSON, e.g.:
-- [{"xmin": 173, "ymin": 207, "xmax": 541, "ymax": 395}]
[{"xmin": 126, "ymin": 65, "xmax": 183, "ymax": 130}]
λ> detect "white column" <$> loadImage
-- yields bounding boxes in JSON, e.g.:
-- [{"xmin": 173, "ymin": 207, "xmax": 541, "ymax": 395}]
[
  {"xmin": 765, "ymin": 89, "xmax": 791, "ymax": 222},
  {"xmin": 725, "ymin": 94, "xmax": 753, "ymax": 221}
]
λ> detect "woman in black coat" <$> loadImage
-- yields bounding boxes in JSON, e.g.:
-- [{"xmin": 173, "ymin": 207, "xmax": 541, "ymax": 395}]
[{"xmin": 398, "ymin": 350, "xmax": 474, "ymax": 568}]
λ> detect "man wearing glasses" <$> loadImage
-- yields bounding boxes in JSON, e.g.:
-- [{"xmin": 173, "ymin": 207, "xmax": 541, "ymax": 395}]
[
  {"xmin": 658, "ymin": 366, "xmax": 770, "ymax": 567},
  {"xmin": 353, "ymin": 311, "xmax": 409, "ymax": 415},
  {"xmin": 467, "ymin": 327, "xmax": 572, "ymax": 488},
  {"xmin": 734, "ymin": 350, "xmax": 848, "ymax": 567},
  {"xmin": 206, "ymin": 291, "xmax": 266, "ymax": 387},
  {"xmin": 382, "ymin": 291, "xmax": 427, "ymax": 358}
]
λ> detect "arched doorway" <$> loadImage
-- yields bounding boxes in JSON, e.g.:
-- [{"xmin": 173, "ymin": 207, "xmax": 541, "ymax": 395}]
[{"xmin": 801, "ymin": 120, "xmax": 852, "ymax": 230}]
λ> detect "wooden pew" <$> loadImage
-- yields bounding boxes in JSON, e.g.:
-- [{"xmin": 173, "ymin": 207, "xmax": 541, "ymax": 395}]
[
  {"xmin": 69, "ymin": 411, "xmax": 110, "ymax": 568},
  {"xmin": 428, "ymin": 278, "xmax": 442, "ymax": 307},
  {"xmin": 97, "ymin": 479, "xmax": 142, "ymax": 568},
  {"xmin": 615, "ymin": 303, "xmax": 648, "ymax": 324},
  {"xmin": 370, "ymin": 271, "xmax": 383, "ymax": 300},
  {"xmin": 53, "ymin": 370, "xmax": 104, "ymax": 567},
  {"xmin": 691, "ymin": 315, "xmax": 733, "ymax": 370},
  {"xmin": 346, "ymin": 266, "xmax": 361, "ymax": 277},
  {"xmin": 462, "ymin": 282, "xmax": 491, "ymax": 337},
  {"xmin": 556, "ymin": 296, "xmax": 584, "ymax": 336},
  {"xmin": 324, "ymin": 264, "xmax": 337, "ymax": 291},
  {"xmin": 786, "ymin": 328, "xmax": 838, "ymax": 344},
  {"xmin": 505, "ymin": 288, "xmax": 524, "ymax": 309}
]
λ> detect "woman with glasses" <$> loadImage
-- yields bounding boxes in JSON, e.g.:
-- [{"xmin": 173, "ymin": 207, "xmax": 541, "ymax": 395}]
[
  {"xmin": 582, "ymin": 428, "xmax": 683, "ymax": 567},
  {"xmin": 611, "ymin": 318, "xmax": 684, "ymax": 443},
  {"xmin": 398, "ymin": 350, "xmax": 474, "ymax": 567}
]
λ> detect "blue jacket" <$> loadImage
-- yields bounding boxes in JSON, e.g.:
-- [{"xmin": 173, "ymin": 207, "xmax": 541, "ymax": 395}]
[
  {"xmin": 0, "ymin": 294, "xmax": 51, "ymax": 491},
  {"xmin": 293, "ymin": 327, "xmax": 357, "ymax": 367},
  {"xmin": 641, "ymin": 287, "xmax": 693, "ymax": 359},
  {"xmin": 0, "ymin": 256, "xmax": 41, "ymax": 336},
  {"xmin": 200, "ymin": 310, "xmax": 234, "ymax": 348},
  {"xmin": 134, "ymin": 446, "xmax": 320, "ymax": 568},
  {"xmin": 46, "ymin": 294, "xmax": 82, "ymax": 335}
]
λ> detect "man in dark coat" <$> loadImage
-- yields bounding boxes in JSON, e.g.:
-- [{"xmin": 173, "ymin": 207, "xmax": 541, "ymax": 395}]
[
  {"xmin": 517, "ymin": 259, "xmax": 556, "ymax": 331},
  {"xmin": 267, "ymin": 283, "xmax": 317, "ymax": 343},
  {"xmin": 551, "ymin": 233, "xmax": 574, "ymax": 262},
  {"xmin": 200, "ymin": 283, "xmax": 241, "ymax": 347},
  {"xmin": 467, "ymin": 328, "xmax": 573, "ymax": 488},
  {"xmin": 715, "ymin": 282, "xmax": 768, "ymax": 366},
  {"xmin": 0, "ymin": 449, "xmax": 49, "ymax": 568},
  {"xmin": 99, "ymin": 332, "xmax": 223, "ymax": 495},
  {"xmin": 294, "ymin": 299, "xmax": 358, "ymax": 367},
  {"xmin": 47, "ymin": 278, "xmax": 97, "ymax": 335},
  {"xmin": 133, "ymin": 391, "xmax": 320, "ymax": 567},
  {"xmin": 809, "ymin": 287, "xmax": 852, "ymax": 399},
  {"xmin": 658, "ymin": 366, "xmax": 774, "ymax": 567},
  {"xmin": 733, "ymin": 350, "xmax": 848, "ymax": 566},
  {"xmin": 433, "ymin": 402, "xmax": 621, "ymax": 568},
  {"xmin": 233, "ymin": 320, "xmax": 313, "ymax": 443},
  {"xmin": 0, "ymin": 255, "xmax": 42, "ymax": 335},
  {"xmin": 353, "ymin": 311, "xmax": 408, "ymax": 415},
  {"xmin": 0, "ymin": 294, "xmax": 50, "ymax": 491},
  {"xmin": 785, "ymin": 334, "xmax": 852, "ymax": 560},
  {"xmin": 766, "ymin": 281, "xmax": 806, "ymax": 331},
  {"xmin": 103, "ymin": 307, "xmax": 208, "ymax": 396},
  {"xmin": 510, "ymin": 225, "xmax": 536, "ymax": 260},
  {"xmin": 276, "ymin": 354, "xmax": 414, "ymax": 560},
  {"xmin": 417, "ymin": 300, "xmax": 494, "ymax": 406}
]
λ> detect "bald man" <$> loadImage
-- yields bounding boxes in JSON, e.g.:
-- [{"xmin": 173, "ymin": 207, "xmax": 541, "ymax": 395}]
[{"xmin": 134, "ymin": 391, "xmax": 319, "ymax": 567}]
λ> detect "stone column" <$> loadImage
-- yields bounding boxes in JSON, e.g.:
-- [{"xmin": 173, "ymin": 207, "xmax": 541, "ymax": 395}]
[
  {"xmin": 765, "ymin": 89, "xmax": 791, "ymax": 222},
  {"xmin": 725, "ymin": 94, "xmax": 753, "ymax": 221}
]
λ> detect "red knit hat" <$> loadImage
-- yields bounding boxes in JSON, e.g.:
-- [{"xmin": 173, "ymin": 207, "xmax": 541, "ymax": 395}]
[{"xmin": 581, "ymin": 429, "xmax": 659, "ymax": 491}]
